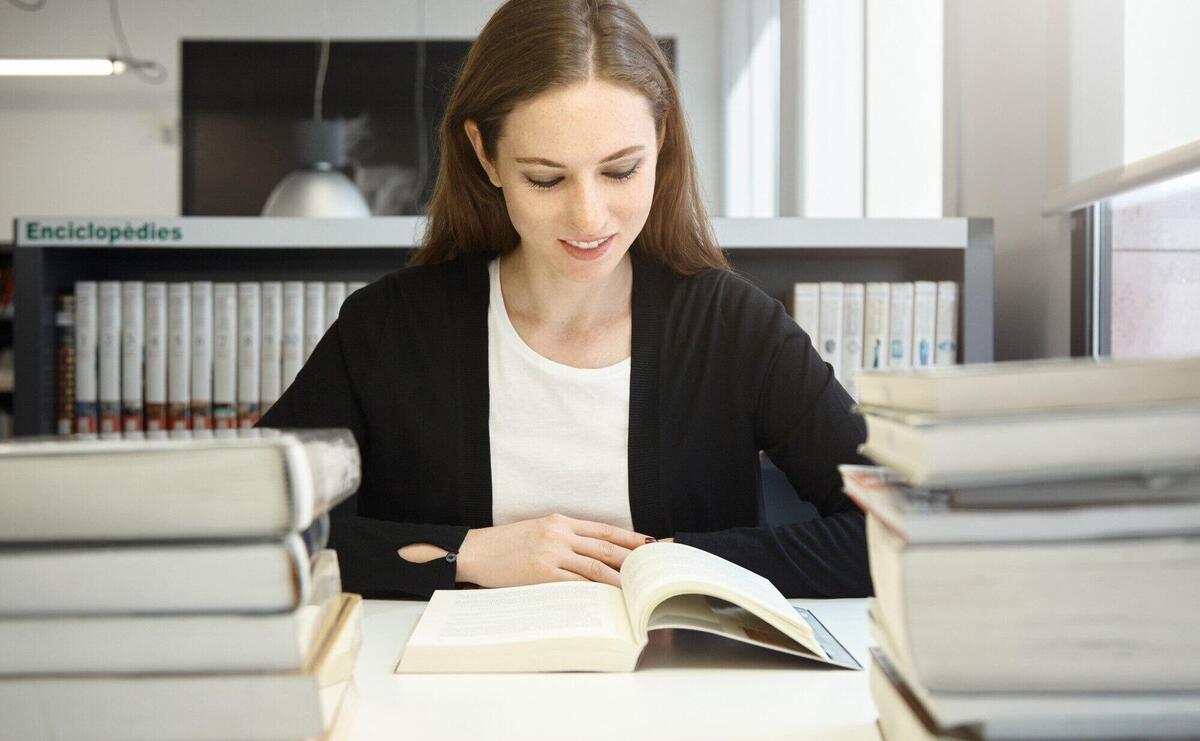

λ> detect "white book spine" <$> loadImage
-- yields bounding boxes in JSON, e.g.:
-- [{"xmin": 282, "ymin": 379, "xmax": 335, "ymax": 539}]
[
  {"xmin": 791, "ymin": 282, "xmax": 821, "ymax": 340},
  {"xmin": 935, "ymin": 280, "xmax": 959, "ymax": 365},
  {"xmin": 841, "ymin": 283, "xmax": 865, "ymax": 399},
  {"xmin": 96, "ymin": 281, "xmax": 122, "ymax": 439},
  {"xmin": 143, "ymin": 283, "xmax": 168, "ymax": 439},
  {"xmin": 887, "ymin": 282, "xmax": 914, "ymax": 368},
  {"xmin": 863, "ymin": 282, "xmax": 890, "ymax": 371},
  {"xmin": 119, "ymin": 281, "xmax": 145, "ymax": 437},
  {"xmin": 260, "ymin": 281, "xmax": 284, "ymax": 411},
  {"xmin": 303, "ymin": 282, "xmax": 326, "ymax": 360},
  {"xmin": 189, "ymin": 281, "xmax": 214, "ymax": 437},
  {"xmin": 324, "ymin": 282, "xmax": 347, "ymax": 332},
  {"xmin": 817, "ymin": 282, "xmax": 845, "ymax": 382},
  {"xmin": 73, "ymin": 281, "xmax": 98, "ymax": 437},
  {"xmin": 237, "ymin": 282, "xmax": 262, "ymax": 428},
  {"xmin": 281, "ymin": 281, "xmax": 306, "ymax": 392},
  {"xmin": 166, "ymin": 283, "xmax": 191, "ymax": 438},
  {"xmin": 912, "ymin": 280, "xmax": 938, "ymax": 368},
  {"xmin": 211, "ymin": 283, "xmax": 239, "ymax": 435}
]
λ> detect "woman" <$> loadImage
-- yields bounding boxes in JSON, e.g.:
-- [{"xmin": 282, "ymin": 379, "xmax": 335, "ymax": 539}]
[{"xmin": 259, "ymin": 0, "xmax": 872, "ymax": 600}]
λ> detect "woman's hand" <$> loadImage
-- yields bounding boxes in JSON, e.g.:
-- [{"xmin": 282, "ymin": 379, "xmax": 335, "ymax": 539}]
[{"xmin": 454, "ymin": 514, "xmax": 654, "ymax": 588}]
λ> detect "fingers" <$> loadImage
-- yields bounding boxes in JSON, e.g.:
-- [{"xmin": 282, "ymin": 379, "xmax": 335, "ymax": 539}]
[
  {"xmin": 567, "ymin": 517, "xmax": 651, "ymax": 550},
  {"xmin": 573, "ymin": 536, "xmax": 632, "ymax": 570},
  {"xmin": 561, "ymin": 553, "xmax": 622, "ymax": 587}
]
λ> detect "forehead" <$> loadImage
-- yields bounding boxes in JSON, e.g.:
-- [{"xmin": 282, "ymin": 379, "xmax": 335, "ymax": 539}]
[{"xmin": 499, "ymin": 79, "xmax": 657, "ymax": 164}]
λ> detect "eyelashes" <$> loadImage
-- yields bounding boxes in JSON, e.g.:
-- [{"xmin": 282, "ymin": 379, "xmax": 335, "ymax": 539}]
[{"xmin": 524, "ymin": 164, "xmax": 641, "ymax": 191}]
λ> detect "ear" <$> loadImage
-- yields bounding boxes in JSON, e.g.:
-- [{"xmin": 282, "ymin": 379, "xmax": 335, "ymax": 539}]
[{"xmin": 464, "ymin": 120, "xmax": 503, "ymax": 188}]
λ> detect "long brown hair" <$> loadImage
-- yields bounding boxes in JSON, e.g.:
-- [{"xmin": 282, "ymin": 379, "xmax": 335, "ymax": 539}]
[{"xmin": 412, "ymin": 0, "xmax": 728, "ymax": 275}]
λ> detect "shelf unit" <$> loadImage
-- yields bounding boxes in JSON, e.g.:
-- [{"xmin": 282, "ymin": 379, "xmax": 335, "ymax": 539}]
[{"xmin": 12, "ymin": 216, "xmax": 993, "ymax": 438}]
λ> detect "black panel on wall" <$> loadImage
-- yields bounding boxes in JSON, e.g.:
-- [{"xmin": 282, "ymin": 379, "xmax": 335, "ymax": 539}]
[{"xmin": 181, "ymin": 38, "xmax": 676, "ymax": 218}]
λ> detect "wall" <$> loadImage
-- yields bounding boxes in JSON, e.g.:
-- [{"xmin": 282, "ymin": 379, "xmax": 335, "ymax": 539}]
[
  {"xmin": 952, "ymin": 0, "xmax": 1069, "ymax": 359},
  {"xmin": 0, "ymin": 0, "xmax": 723, "ymax": 241}
]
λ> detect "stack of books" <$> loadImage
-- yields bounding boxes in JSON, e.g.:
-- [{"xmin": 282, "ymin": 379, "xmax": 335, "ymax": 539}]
[
  {"xmin": 843, "ymin": 356, "xmax": 1200, "ymax": 740},
  {"xmin": 0, "ymin": 429, "xmax": 364, "ymax": 741}
]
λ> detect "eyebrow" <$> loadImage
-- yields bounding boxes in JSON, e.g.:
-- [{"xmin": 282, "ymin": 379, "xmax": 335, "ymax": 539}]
[{"xmin": 514, "ymin": 145, "xmax": 644, "ymax": 168}]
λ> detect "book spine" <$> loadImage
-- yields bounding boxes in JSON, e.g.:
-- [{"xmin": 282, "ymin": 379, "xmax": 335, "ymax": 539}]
[
  {"xmin": 935, "ymin": 280, "xmax": 959, "ymax": 365},
  {"xmin": 912, "ymin": 280, "xmax": 937, "ymax": 368},
  {"xmin": 73, "ymin": 281, "xmax": 98, "ymax": 438},
  {"xmin": 887, "ymin": 282, "xmax": 914, "ymax": 368},
  {"xmin": 189, "ymin": 281, "xmax": 214, "ymax": 437},
  {"xmin": 237, "ymin": 282, "xmax": 262, "ymax": 428},
  {"xmin": 303, "ymin": 281, "xmax": 326, "ymax": 361},
  {"xmin": 841, "ymin": 283, "xmax": 865, "ymax": 399},
  {"xmin": 863, "ymin": 282, "xmax": 890, "ymax": 370},
  {"xmin": 818, "ymin": 282, "xmax": 845, "ymax": 383},
  {"xmin": 791, "ymin": 282, "xmax": 820, "ymax": 339},
  {"xmin": 260, "ymin": 281, "xmax": 284, "ymax": 413},
  {"xmin": 281, "ymin": 281, "xmax": 305, "ymax": 392},
  {"xmin": 166, "ymin": 282, "xmax": 191, "ymax": 438},
  {"xmin": 119, "ymin": 281, "xmax": 145, "ymax": 438},
  {"xmin": 211, "ymin": 283, "xmax": 238, "ymax": 435},
  {"xmin": 143, "ymin": 283, "xmax": 168, "ymax": 438},
  {"xmin": 55, "ymin": 295, "xmax": 76, "ymax": 437},
  {"xmin": 324, "ymin": 281, "xmax": 347, "ymax": 332},
  {"xmin": 97, "ymin": 281, "xmax": 122, "ymax": 439}
]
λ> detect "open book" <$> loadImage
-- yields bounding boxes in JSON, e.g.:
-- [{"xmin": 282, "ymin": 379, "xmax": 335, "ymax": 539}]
[{"xmin": 395, "ymin": 542, "xmax": 860, "ymax": 673}]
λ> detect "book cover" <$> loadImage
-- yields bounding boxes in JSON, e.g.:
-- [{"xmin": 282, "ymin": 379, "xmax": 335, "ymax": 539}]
[
  {"xmin": 818, "ymin": 282, "xmax": 845, "ymax": 382},
  {"xmin": 119, "ymin": 282, "xmax": 145, "ymax": 437},
  {"xmin": 864, "ymin": 282, "xmax": 890, "ymax": 371},
  {"xmin": 96, "ymin": 281, "xmax": 122, "ymax": 439},
  {"xmin": 304, "ymin": 281, "xmax": 327, "ymax": 361},
  {"xmin": 72, "ymin": 281, "xmax": 98, "ymax": 438},
  {"xmin": 912, "ymin": 281, "xmax": 937, "ymax": 368},
  {"xmin": 934, "ymin": 281, "xmax": 958, "ymax": 365},
  {"xmin": 324, "ymin": 281, "xmax": 347, "ymax": 332},
  {"xmin": 142, "ymin": 282, "xmax": 168, "ymax": 438},
  {"xmin": 212, "ymin": 282, "xmax": 238, "ymax": 434},
  {"xmin": 841, "ymin": 283, "xmax": 865, "ymax": 398},
  {"xmin": 282, "ymin": 281, "xmax": 306, "ymax": 392},
  {"xmin": 260, "ymin": 281, "xmax": 284, "ymax": 413},
  {"xmin": 166, "ymin": 282, "xmax": 191, "ymax": 437},
  {"xmin": 189, "ymin": 281, "xmax": 214, "ymax": 436},
  {"xmin": 887, "ymin": 282, "xmax": 914, "ymax": 368},
  {"xmin": 237, "ymin": 282, "xmax": 262, "ymax": 428},
  {"xmin": 790, "ymin": 282, "xmax": 820, "ymax": 338},
  {"xmin": 55, "ymin": 294, "xmax": 76, "ymax": 437}
]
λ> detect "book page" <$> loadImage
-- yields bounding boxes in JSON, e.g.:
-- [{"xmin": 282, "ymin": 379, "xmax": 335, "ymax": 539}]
[
  {"xmin": 619, "ymin": 543, "xmax": 821, "ymax": 658},
  {"xmin": 404, "ymin": 582, "xmax": 634, "ymax": 647}
]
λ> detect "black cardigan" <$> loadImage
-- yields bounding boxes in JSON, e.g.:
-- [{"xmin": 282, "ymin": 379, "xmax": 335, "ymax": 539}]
[{"xmin": 259, "ymin": 249, "xmax": 873, "ymax": 599}]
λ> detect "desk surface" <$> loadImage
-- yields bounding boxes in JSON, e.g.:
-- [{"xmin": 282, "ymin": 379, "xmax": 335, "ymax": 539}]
[{"xmin": 348, "ymin": 597, "xmax": 881, "ymax": 741}]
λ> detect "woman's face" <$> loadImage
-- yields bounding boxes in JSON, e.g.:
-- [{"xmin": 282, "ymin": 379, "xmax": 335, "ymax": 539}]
[{"xmin": 467, "ymin": 78, "xmax": 660, "ymax": 285}]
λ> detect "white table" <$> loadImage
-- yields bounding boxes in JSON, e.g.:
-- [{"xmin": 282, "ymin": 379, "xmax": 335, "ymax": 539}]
[{"xmin": 346, "ymin": 598, "xmax": 881, "ymax": 741}]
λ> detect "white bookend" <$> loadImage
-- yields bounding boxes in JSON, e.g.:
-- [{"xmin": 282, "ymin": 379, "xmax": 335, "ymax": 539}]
[
  {"xmin": 817, "ymin": 282, "xmax": 845, "ymax": 382},
  {"xmin": 841, "ymin": 283, "xmax": 865, "ymax": 399},
  {"xmin": 260, "ymin": 281, "xmax": 284, "ymax": 413},
  {"xmin": 790, "ymin": 282, "xmax": 820, "ymax": 340},
  {"xmin": 211, "ymin": 283, "xmax": 238, "ymax": 435},
  {"xmin": 166, "ymin": 283, "xmax": 191, "ymax": 438},
  {"xmin": 96, "ymin": 281, "xmax": 122, "ymax": 439},
  {"xmin": 888, "ymin": 282, "xmax": 914, "ymax": 368},
  {"xmin": 863, "ymin": 282, "xmax": 890, "ymax": 371},
  {"xmin": 189, "ymin": 281, "xmax": 214, "ymax": 437},
  {"xmin": 304, "ymin": 281, "xmax": 327, "ymax": 360},
  {"xmin": 237, "ymin": 282, "xmax": 262, "ymax": 428},
  {"xmin": 324, "ymin": 281, "xmax": 347, "ymax": 331},
  {"xmin": 142, "ymin": 283, "xmax": 168, "ymax": 439},
  {"xmin": 912, "ymin": 281, "xmax": 937, "ymax": 368},
  {"xmin": 934, "ymin": 281, "xmax": 959, "ymax": 365},
  {"xmin": 119, "ymin": 282, "xmax": 144, "ymax": 438},
  {"xmin": 73, "ymin": 281, "xmax": 98, "ymax": 438},
  {"xmin": 282, "ymin": 281, "xmax": 306, "ymax": 392}
]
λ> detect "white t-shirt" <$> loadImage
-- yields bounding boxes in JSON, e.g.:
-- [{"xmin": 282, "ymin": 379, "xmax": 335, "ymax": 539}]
[{"xmin": 487, "ymin": 258, "xmax": 634, "ymax": 529}]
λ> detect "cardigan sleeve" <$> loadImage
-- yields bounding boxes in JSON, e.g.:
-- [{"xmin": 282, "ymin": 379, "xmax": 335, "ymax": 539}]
[
  {"xmin": 257, "ymin": 290, "xmax": 470, "ymax": 600},
  {"xmin": 674, "ymin": 294, "xmax": 874, "ymax": 599}
]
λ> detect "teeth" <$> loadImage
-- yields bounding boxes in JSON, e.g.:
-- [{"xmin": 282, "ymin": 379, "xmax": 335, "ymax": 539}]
[{"xmin": 566, "ymin": 237, "xmax": 607, "ymax": 249}]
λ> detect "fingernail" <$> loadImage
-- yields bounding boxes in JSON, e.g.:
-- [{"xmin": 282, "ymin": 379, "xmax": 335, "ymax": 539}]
[{"xmin": 644, "ymin": 536, "xmax": 657, "ymax": 544}]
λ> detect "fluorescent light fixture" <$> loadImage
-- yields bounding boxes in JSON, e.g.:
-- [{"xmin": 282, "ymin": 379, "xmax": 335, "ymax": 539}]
[{"xmin": 0, "ymin": 58, "xmax": 128, "ymax": 76}]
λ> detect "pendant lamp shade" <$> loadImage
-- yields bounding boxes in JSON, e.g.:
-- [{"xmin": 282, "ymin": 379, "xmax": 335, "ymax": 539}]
[{"xmin": 262, "ymin": 120, "xmax": 371, "ymax": 217}]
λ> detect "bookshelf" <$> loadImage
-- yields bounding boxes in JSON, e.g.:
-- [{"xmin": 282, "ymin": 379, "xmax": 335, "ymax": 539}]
[{"xmin": 11, "ymin": 216, "xmax": 993, "ymax": 437}]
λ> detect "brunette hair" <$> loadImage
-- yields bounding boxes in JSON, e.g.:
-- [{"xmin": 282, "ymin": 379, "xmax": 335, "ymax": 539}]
[{"xmin": 412, "ymin": 0, "xmax": 728, "ymax": 275}]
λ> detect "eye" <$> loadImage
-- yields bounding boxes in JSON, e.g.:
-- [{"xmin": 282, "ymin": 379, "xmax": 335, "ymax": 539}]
[{"xmin": 522, "ymin": 163, "xmax": 641, "ymax": 191}]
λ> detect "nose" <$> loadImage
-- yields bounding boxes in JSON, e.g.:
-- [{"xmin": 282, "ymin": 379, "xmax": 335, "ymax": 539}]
[{"xmin": 568, "ymin": 178, "xmax": 607, "ymax": 236}]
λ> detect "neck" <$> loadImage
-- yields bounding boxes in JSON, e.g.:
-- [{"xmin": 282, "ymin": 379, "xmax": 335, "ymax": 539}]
[{"xmin": 499, "ymin": 247, "xmax": 633, "ymax": 333}]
